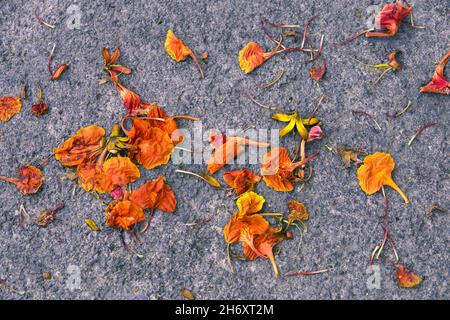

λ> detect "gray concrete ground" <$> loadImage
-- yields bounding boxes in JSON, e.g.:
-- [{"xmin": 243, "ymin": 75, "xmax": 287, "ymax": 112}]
[{"xmin": 0, "ymin": 0, "xmax": 448, "ymax": 299}]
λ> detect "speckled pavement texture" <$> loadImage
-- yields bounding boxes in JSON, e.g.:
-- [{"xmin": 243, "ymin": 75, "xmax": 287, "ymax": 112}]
[{"xmin": 0, "ymin": 0, "xmax": 448, "ymax": 300}]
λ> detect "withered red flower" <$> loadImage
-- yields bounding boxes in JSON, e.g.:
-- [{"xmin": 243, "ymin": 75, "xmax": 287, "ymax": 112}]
[
  {"xmin": 366, "ymin": 1, "xmax": 411, "ymax": 37},
  {"xmin": 420, "ymin": 50, "xmax": 450, "ymax": 95},
  {"xmin": 0, "ymin": 164, "xmax": 44, "ymax": 195},
  {"xmin": 223, "ymin": 169, "xmax": 261, "ymax": 195},
  {"xmin": 54, "ymin": 125, "xmax": 105, "ymax": 166},
  {"xmin": 0, "ymin": 96, "xmax": 22, "ymax": 122}
]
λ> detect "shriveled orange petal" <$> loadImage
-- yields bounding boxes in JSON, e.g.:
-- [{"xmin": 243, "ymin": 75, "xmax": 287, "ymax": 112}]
[
  {"xmin": 0, "ymin": 97, "xmax": 22, "ymax": 122},
  {"xmin": 54, "ymin": 125, "xmax": 105, "ymax": 166},
  {"xmin": 239, "ymin": 42, "xmax": 275, "ymax": 74},
  {"xmin": 51, "ymin": 64, "xmax": 69, "ymax": 80},
  {"xmin": 223, "ymin": 169, "xmax": 261, "ymax": 195},
  {"xmin": 395, "ymin": 264, "xmax": 422, "ymax": 288},
  {"xmin": 310, "ymin": 59, "xmax": 326, "ymax": 81},
  {"xmin": 76, "ymin": 162, "xmax": 100, "ymax": 192},
  {"xmin": 165, "ymin": 30, "xmax": 192, "ymax": 62},
  {"xmin": 0, "ymin": 164, "xmax": 44, "ymax": 195},
  {"xmin": 129, "ymin": 176, "xmax": 176, "ymax": 212},
  {"xmin": 105, "ymin": 199, "xmax": 145, "ymax": 230},
  {"xmin": 115, "ymin": 82, "xmax": 141, "ymax": 114}
]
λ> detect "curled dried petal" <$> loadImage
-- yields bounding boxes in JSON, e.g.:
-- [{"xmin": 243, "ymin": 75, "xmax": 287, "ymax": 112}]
[{"xmin": 51, "ymin": 64, "xmax": 69, "ymax": 80}]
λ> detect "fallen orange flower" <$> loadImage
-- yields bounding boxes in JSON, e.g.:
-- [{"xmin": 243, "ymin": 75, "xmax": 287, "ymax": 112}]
[
  {"xmin": 129, "ymin": 176, "xmax": 176, "ymax": 232},
  {"xmin": 165, "ymin": 30, "xmax": 204, "ymax": 79},
  {"xmin": 208, "ymin": 135, "xmax": 269, "ymax": 174},
  {"xmin": 238, "ymin": 41, "xmax": 280, "ymax": 74},
  {"xmin": 223, "ymin": 169, "xmax": 261, "ymax": 195},
  {"xmin": 357, "ymin": 152, "xmax": 409, "ymax": 203},
  {"xmin": 420, "ymin": 50, "xmax": 450, "ymax": 95},
  {"xmin": 261, "ymin": 147, "xmax": 318, "ymax": 192},
  {"xmin": 105, "ymin": 199, "xmax": 145, "ymax": 230},
  {"xmin": 54, "ymin": 125, "xmax": 106, "ymax": 166},
  {"xmin": 366, "ymin": 1, "xmax": 411, "ymax": 38},
  {"xmin": 0, "ymin": 164, "xmax": 44, "ymax": 195},
  {"xmin": 0, "ymin": 96, "xmax": 22, "ymax": 122},
  {"xmin": 395, "ymin": 264, "xmax": 422, "ymax": 288},
  {"xmin": 242, "ymin": 228, "xmax": 290, "ymax": 277}
]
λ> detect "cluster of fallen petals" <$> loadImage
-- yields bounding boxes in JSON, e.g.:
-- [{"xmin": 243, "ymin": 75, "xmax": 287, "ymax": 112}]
[{"xmin": 224, "ymin": 191, "xmax": 311, "ymax": 277}]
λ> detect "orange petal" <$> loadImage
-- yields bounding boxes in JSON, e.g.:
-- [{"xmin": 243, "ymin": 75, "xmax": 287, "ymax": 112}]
[
  {"xmin": 395, "ymin": 264, "xmax": 422, "ymax": 288},
  {"xmin": 0, "ymin": 97, "xmax": 22, "ymax": 122},
  {"xmin": 133, "ymin": 127, "xmax": 174, "ymax": 169},
  {"xmin": 223, "ymin": 169, "xmax": 261, "ymax": 195},
  {"xmin": 420, "ymin": 50, "xmax": 450, "ymax": 95},
  {"xmin": 165, "ymin": 30, "xmax": 192, "ymax": 62},
  {"xmin": 54, "ymin": 125, "xmax": 105, "ymax": 166},
  {"xmin": 51, "ymin": 64, "xmax": 69, "ymax": 80},
  {"xmin": 101, "ymin": 156, "xmax": 140, "ymax": 187},
  {"xmin": 105, "ymin": 199, "xmax": 145, "ymax": 230},
  {"xmin": 239, "ymin": 41, "xmax": 274, "ymax": 74}
]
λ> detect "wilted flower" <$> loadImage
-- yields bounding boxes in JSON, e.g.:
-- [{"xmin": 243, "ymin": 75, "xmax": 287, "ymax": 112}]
[
  {"xmin": 0, "ymin": 164, "xmax": 44, "ymax": 195},
  {"xmin": 54, "ymin": 125, "xmax": 105, "ymax": 166},
  {"xmin": 395, "ymin": 264, "xmax": 422, "ymax": 288},
  {"xmin": 307, "ymin": 125, "xmax": 323, "ymax": 142},
  {"xmin": 420, "ymin": 50, "xmax": 450, "ymax": 95},
  {"xmin": 165, "ymin": 30, "xmax": 204, "ymax": 79},
  {"xmin": 238, "ymin": 41, "xmax": 279, "ymax": 74},
  {"xmin": 366, "ymin": 1, "xmax": 411, "ymax": 37}
]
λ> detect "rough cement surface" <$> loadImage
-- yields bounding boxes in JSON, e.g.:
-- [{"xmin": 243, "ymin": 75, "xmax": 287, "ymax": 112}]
[{"xmin": 0, "ymin": 0, "xmax": 448, "ymax": 300}]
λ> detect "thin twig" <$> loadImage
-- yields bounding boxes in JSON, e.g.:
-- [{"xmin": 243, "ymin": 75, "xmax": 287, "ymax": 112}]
[
  {"xmin": 257, "ymin": 69, "xmax": 285, "ymax": 89},
  {"xmin": 387, "ymin": 99, "xmax": 412, "ymax": 118},
  {"xmin": 243, "ymin": 91, "xmax": 283, "ymax": 111},
  {"xmin": 285, "ymin": 267, "xmax": 333, "ymax": 277},
  {"xmin": 407, "ymin": 123, "xmax": 437, "ymax": 146},
  {"xmin": 352, "ymin": 110, "xmax": 382, "ymax": 131}
]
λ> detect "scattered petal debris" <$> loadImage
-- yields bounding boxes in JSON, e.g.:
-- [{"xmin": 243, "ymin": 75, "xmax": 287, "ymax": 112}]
[{"xmin": 0, "ymin": 164, "xmax": 44, "ymax": 195}]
